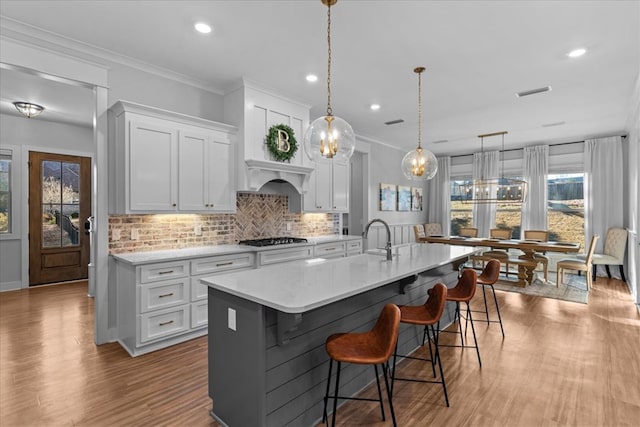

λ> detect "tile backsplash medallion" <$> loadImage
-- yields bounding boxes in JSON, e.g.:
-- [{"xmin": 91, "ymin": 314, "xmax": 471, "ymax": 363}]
[{"xmin": 108, "ymin": 193, "xmax": 339, "ymax": 254}]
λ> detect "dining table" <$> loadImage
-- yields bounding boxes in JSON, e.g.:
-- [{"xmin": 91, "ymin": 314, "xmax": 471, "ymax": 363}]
[{"xmin": 418, "ymin": 236, "xmax": 581, "ymax": 287}]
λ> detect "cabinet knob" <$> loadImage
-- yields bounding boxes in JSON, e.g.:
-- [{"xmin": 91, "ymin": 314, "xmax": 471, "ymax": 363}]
[
  {"xmin": 205, "ymin": 204, "xmax": 209, "ymax": 207},
  {"xmin": 172, "ymin": 203, "xmax": 176, "ymax": 207}
]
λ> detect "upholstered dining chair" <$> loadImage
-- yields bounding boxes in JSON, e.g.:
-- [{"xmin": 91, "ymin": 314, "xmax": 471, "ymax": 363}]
[
  {"xmin": 459, "ymin": 227, "xmax": 478, "ymax": 238},
  {"xmin": 524, "ymin": 230, "xmax": 550, "ymax": 281},
  {"xmin": 471, "ymin": 228, "xmax": 512, "ymax": 274},
  {"xmin": 556, "ymin": 234, "xmax": 599, "ymax": 290},
  {"xmin": 414, "ymin": 224, "xmax": 426, "ymax": 242},
  {"xmin": 583, "ymin": 227, "xmax": 628, "ymax": 282},
  {"xmin": 424, "ymin": 223, "xmax": 443, "ymax": 236}
]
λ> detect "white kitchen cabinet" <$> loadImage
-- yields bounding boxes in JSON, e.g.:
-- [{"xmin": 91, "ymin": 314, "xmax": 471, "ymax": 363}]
[
  {"xmin": 113, "ymin": 252, "xmax": 256, "ymax": 357},
  {"xmin": 304, "ymin": 159, "xmax": 350, "ymax": 213},
  {"xmin": 178, "ymin": 129, "xmax": 234, "ymax": 212},
  {"xmin": 313, "ymin": 241, "xmax": 346, "ymax": 259},
  {"xmin": 109, "ymin": 100, "xmax": 237, "ymax": 214}
]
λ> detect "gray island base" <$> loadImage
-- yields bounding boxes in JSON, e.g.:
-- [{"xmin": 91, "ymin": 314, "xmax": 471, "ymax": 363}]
[{"xmin": 202, "ymin": 243, "xmax": 477, "ymax": 426}]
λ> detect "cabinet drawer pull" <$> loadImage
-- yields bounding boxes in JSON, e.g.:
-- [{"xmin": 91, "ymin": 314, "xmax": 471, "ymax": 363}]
[
  {"xmin": 158, "ymin": 292, "xmax": 174, "ymax": 298},
  {"xmin": 159, "ymin": 320, "xmax": 174, "ymax": 326},
  {"xmin": 216, "ymin": 261, "xmax": 234, "ymax": 267},
  {"xmin": 325, "ymin": 247, "xmax": 336, "ymax": 251},
  {"xmin": 158, "ymin": 270, "xmax": 175, "ymax": 275}
]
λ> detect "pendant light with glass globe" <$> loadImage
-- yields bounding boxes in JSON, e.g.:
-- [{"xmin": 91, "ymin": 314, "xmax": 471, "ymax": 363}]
[
  {"xmin": 401, "ymin": 67, "xmax": 437, "ymax": 181},
  {"xmin": 303, "ymin": 0, "xmax": 355, "ymax": 162}
]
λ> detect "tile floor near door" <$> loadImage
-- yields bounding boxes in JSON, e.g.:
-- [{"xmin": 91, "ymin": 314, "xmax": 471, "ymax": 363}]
[{"xmin": 0, "ymin": 277, "xmax": 639, "ymax": 426}]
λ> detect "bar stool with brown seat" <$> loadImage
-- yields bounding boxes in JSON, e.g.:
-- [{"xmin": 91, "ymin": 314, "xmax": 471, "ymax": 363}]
[
  {"xmin": 323, "ymin": 303, "xmax": 401, "ymax": 427},
  {"xmin": 438, "ymin": 268, "xmax": 482, "ymax": 367},
  {"xmin": 472, "ymin": 259, "xmax": 504, "ymax": 337},
  {"xmin": 391, "ymin": 282, "xmax": 450, "ymax": 407}
]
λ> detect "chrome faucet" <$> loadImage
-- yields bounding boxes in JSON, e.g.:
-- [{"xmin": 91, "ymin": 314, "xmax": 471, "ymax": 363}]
[{"xmin": 363, "ymin": 218, "xmax": 393, "ymax": 261}]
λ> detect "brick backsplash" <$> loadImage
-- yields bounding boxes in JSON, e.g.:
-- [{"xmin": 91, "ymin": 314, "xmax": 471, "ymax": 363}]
[{"xmin": 109, "ymin": 193, "xmax": 340, "ymax": 254}]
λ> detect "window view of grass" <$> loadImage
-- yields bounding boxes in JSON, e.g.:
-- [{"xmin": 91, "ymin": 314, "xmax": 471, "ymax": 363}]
[
  {"xmin": 0, "ymin": 156, "xmax": 11, "ymax": 233},
  {"xmin": 450, "ymin": 174, "xmax": 585, "ymax": 249}
]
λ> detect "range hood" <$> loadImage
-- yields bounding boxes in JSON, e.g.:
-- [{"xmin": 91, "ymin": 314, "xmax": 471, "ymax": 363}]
[
  {"xmin": 245, "ymin": 159, "xmax": 313, "ymax": 194},
  {"xmin": 224, "ymin": 79, "xmax": 314, "ymax": 202}
]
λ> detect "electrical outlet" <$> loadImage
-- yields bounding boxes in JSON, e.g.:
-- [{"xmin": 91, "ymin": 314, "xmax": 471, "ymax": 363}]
[
  {"xmin": 194, "ymin": 224, "xmax": 202, "ymax": 236},
  {"xmin": 131, "ymin": 228, "xmax": 139, "ymax": 240},
  {"xmin": 228, "ymin": 308, "xmax": 236, "ymax": 331},
  {"xmin": 112, "ymin": 229, "xmax": 120, "ymax": 241},
  {"xmin": 286, "ymin": 222, "xmax": 292, "ymax": 231}
]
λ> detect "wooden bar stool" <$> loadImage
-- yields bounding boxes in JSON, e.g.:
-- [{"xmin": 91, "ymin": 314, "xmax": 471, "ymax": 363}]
[
  {"xmin": 471, "ymin": 259, "xmax": 505, "ymax": 337},
  {"xmin": 438, "ymin": 268, "xmax": 482, "ymax": 367},
  {"xmin": 323, "ymin": 303, "xmax": 401, "ymax": 427},
  {"xmin": 391, "ymin": 282, "xmax": 450, "ymax": 407}
]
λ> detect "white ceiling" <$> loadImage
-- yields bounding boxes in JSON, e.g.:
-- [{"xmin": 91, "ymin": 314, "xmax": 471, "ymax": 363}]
[{"xmin": 1, "ymin": 0, "xmax": 638, "ymax": 154}]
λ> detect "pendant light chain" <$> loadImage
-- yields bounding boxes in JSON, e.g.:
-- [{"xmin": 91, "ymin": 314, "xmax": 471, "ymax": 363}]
[
  {"xmin": 326, "ymin": 2, "xmax": 333, "ymax": 116},
  {"xmin": 417, "ymin": 69, "xmax": 422, "ymax": 149}
]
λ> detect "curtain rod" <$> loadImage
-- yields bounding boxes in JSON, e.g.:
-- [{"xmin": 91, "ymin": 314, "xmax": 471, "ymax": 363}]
[{"xmin": 449, "ymin": 135, "xmax": 627, "ymax": 159}]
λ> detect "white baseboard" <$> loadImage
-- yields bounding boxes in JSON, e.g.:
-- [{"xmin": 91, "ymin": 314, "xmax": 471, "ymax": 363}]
[{"xmin": 0, "ymin": 281, "xmax": 23, "ymax": 292}]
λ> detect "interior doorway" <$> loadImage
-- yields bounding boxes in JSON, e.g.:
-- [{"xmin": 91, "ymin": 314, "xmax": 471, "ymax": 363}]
[
  {"xmin": 349, "ymin": 151, "xmax": 367, "ymax": 236},
  {"xmin": 29, "ymin": 151, "xmax": 91, "ymax": 286}
]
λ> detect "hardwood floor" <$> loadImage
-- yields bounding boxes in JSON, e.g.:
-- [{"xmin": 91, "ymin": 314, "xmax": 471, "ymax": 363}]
[{"xmin": 1, "ymin": 278, "xmax": 638, "ymax": 426}]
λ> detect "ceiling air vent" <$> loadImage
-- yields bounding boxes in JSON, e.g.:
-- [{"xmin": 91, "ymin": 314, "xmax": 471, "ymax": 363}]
[
  {"xmin": 384, "ymin": 119, "xmax": 404, "ymax": 125},
  {"xmin": 515, "ymin": 86, "xmax": 552, "ymax": 98},
  {"xmin": 542, "ymin": 121, "xmax": 566, "ymax": 128},
  {"xmin": 432, "ymin": 139, "xmax": 449, "ymax": 144}
]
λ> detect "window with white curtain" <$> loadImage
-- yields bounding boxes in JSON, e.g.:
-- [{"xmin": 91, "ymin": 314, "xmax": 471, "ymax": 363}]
[{"xmin": 547, "ymin": 173, "xmax": 585, "ymax": 250}]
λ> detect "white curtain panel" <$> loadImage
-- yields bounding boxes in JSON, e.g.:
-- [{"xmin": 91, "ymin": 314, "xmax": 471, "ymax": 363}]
[
  {"xmin": 472, "ymin": 150, "xmax": 499, "ymax": 237},
  {"xmin": 426, "ymin": 156, "xmax": 451, "ymax": 235},
  {"xmin": 584, "ymin": 136, "xmax": 624, "ymax": 275},
  {"xmin": 521, "ymin": 145, "xmax": 549, "ymax": 237}
]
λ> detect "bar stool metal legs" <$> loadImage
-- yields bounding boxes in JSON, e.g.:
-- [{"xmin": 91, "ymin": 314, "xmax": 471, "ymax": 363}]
[{"xmin": 471, "ymin": 259, "xmax": 505, "ymax": 337}]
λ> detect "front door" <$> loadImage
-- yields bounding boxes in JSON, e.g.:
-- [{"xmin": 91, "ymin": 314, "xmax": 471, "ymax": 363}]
[{"xmin": 29, "ymin": 151, "xmax": 91, "ymax": 286}]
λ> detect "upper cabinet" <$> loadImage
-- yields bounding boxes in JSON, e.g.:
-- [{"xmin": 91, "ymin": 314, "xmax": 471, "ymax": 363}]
[
  {"xmin": 304, "ymin": 159, "xmax": 350, "ymax": 212},
  {"xmin": 223, "ymin": 79, "xmax": 314, "ymax": 195},
  {"xmin": 109, "ymin": 101, "xmax": 237, "ymax": 214}
]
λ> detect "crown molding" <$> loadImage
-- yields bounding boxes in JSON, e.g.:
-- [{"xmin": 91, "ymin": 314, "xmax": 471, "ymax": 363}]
[{"xmin": 0, "ymin": 17, "xmax": 224, "ymax": 95}]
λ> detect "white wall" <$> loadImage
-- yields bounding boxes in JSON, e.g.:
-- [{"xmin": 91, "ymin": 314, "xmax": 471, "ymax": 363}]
[
  {"xmin": 623, "ymin": 74, "xmax": 639, "ymax": 305},
  {"xmin": 107, "ymin": 62, "xmax": 224, "ymax": 121}
]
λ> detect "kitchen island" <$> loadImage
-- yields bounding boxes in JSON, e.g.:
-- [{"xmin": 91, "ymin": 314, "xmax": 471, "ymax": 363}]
[{"xmin": 201, "ymin": 243, "xmax": 477, "ymax": 427}]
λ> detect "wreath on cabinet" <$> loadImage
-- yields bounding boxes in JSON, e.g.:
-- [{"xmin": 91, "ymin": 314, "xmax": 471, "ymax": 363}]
[{"xmin": 265, "ymin": 124, "xmax": 298, "ymax": 162}]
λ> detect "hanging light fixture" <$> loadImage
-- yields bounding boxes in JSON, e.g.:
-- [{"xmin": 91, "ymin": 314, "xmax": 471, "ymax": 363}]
[
  {"xmin": 456, "ymin": 131, "xmax": 528, "ymax": 203},
  {"xmin": 401, "ymin": 67, "xmax": 437, "ymax": 181},
  {"xmin": 303, "ymin": 0, "xmax": 355, "ymax": 162},
  {"xmin": 13, "ymin": 102, "xmax": 45, "ymax": 118}
]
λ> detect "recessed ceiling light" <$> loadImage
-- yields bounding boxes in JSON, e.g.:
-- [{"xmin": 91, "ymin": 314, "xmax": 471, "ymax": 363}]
[
  {"xmin": 370, "ymin": 104, "xmax": 381, "ymax": 111},
  {"xmin": 567, "ymin": 48, "xmax": 587, "ymax": 58},
  {"xmin": 306, "ymin": 74, "xmax": 318, "ymax": 82},
  {"xmin": 194, "ymin": 22, "xmax": 212, "ymax": 34}
]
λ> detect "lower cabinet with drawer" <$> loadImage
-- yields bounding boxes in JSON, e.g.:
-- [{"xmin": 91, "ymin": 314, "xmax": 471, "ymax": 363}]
[{"xmin": 112, "ymin": 252, "xmax": 255, "ymax": 357}]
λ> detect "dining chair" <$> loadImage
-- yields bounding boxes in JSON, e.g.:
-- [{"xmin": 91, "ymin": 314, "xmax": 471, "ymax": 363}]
[
  {"xmin": 524, "ymin": 230, "xmax": 550, "ymax": 281},
  {"xmin": 582, "ymin": 227, "xmax": 628, "ymax": 282},
  {"xmin": 414, "ymin": 224, "xmax": 426, "ymax": 241},
  {"xmin": 471, "ymin": 228, "xmax": 511, "ymax": 274},
  {"xmin": 459, "ymin": 227, "xmax": 478, "ymax": 238},
  {"xmin": 424, "ymin": 223, "xmax": 442, "ymax": 236},
  {"xmin": 556, "ymin": 234, "xmax": 599, "ymax": 290}
]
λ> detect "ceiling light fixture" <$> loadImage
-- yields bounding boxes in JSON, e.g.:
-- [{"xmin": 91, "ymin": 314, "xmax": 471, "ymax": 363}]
[
  {"xmin": 194, "ymin": 22, "xmax": 212, "ymax": 34},
  {"xmin": 303, "ymin": 0, "xmax": 355, "ymax": 161},
  {"xmin": 306, "ymin": 74, "xmax": 318, "ymax": 82},
  {"xmin": 567, "ymin": 48, "xmax": 587, "ymax": 58},
  {"xmin": 370, "ymin": 104, "xmax": 380, "ymax": 111},
  {"xmin": 456, "ymin": 131, "xmax": 528, "ymax": 204},
  {"xmin": 13, "ymin": 102, "xmax": 45, "ymax": 118},
  {"xmin": 401, "ymin": 67, "xmax": 437, "ymax": 181}
]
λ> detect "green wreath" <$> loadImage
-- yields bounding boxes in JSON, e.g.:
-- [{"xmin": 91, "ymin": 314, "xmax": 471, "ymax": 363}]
[{"xmin": 266, "ymin": 124, "xmax": 298, "ymax": 162}]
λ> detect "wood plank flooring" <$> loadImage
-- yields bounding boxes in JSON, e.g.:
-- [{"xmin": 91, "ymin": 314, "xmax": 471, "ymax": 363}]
[{"xmin": 1, "ymin": 277, "xmax": 638, "ymax": 426}]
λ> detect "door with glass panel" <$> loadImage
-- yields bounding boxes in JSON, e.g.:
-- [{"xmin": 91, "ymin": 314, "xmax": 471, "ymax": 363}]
[{"xmin": 29, "ymin": 152, "xmax": 91, "ymax": 286}]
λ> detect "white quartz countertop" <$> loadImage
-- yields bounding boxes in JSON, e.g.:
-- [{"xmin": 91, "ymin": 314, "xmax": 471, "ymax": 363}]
[
  {"xmin": 201, "ymin": 243, "xmax": 477, "ymax": 314},
  {"xmin": 110, "ymin": 235, "xmax": 362, "ymax": 265}
]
